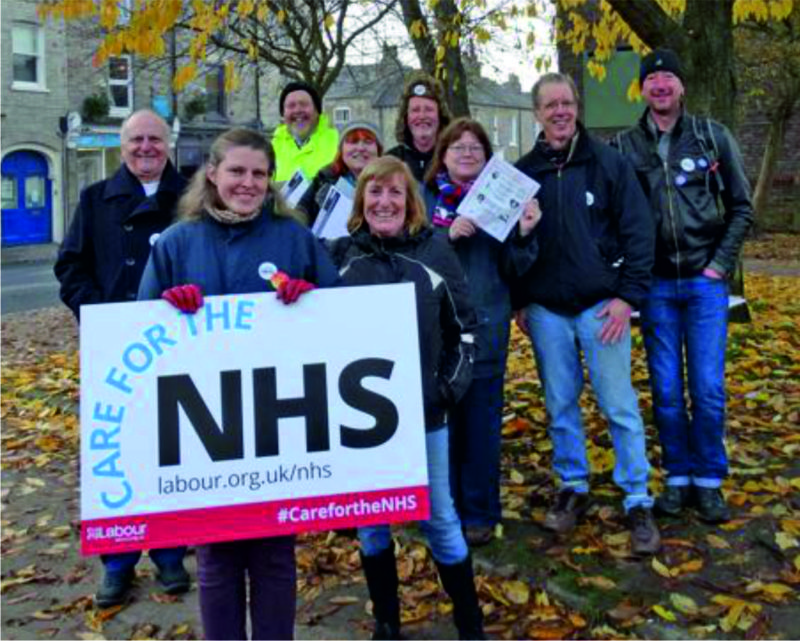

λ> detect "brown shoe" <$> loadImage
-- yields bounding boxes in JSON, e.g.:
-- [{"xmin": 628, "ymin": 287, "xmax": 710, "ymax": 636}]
[
  {"xmin": 629, "ymin": 506, "xmax": 661, "ymax": 555},
  {"xmin": 543, "ymin": 489, "xmax": 591, "ymax": 534},
  {"xmin": 464, "ymin": 524, "xmax": 494, "ymax": 547}
]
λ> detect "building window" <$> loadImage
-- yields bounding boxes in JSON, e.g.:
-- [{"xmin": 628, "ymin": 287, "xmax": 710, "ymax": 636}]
[
  {"xmin": 492, "ymin": 115, "xmax": 500, "ymax": 145},
  {"xmin": 12, "ymin": 24, "xmax": 46, "ymax": 90},
  {"xmin": 334, "ymin": 107, "xmax": 350, "ymax": 126},
  {"xmin": 108, "ymin": 56, "xmax": 133, "ymax": 117},
  {"xmin": 205, "ymin": 65, "xmax": 226, "ymax": 116},
  {"xmin": 510, "ymin": 115, "xmax": 518, "ymax": 147},
  {"xmin": 118, "ymin": 0, "xmax": 133, "ymax": 25},
  {"xmin": 2, "ymin": 176, "xmax": 18, "ymax": 209}
]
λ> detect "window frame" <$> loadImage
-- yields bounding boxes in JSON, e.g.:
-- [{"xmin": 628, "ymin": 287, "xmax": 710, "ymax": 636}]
[
  {"xmin": 108, "ymin": 55, "xmax": 134, "ymax": 117},
  {"xmin": 509, "ymin": 114, "xmax": 519, "ymax": 147},
  {"xmin": 205, "ymin": 64, "xmax": 227, "ymax": 117},
  {"xmin": 334, "ymin": 107, "xmax": 351, "ymax": 126},
  {"xmin": 11, "ymin": 23, "xmax": 46, "ymax": 91}
]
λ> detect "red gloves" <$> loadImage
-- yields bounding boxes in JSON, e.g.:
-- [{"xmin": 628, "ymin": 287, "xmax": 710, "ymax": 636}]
[
  {"xmin": 162, "ymin": 284, "xmax": 204, "ymax": 313},
  {"xmin": 161, "ymin": 278, "xmax": 312, "ymax": 311},
  {"xmin": 276, "ymin": 278, "xmax": 315, "ymax": 304}
]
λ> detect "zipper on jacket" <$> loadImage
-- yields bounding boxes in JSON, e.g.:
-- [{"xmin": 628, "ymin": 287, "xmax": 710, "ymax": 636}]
[{"xmin": 663, "ymin": 159, "xmax": 682, "ymax": 280}]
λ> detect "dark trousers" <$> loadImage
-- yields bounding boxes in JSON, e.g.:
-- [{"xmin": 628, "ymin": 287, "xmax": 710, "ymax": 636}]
[
  {"xmin": 449, "ymin": 374, "xmax": 505, "ymax": 527},
  {"xmin": 197, "ymin": 536, "xmax": 296, "ymax": 640},
  {"xmin": 101, "ymin": 547, "xmax": 186, "ymax": 575}
]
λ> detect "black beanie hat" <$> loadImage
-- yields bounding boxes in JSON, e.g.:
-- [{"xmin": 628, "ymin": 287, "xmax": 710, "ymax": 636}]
[
  {"xmin": 279, "ymin": 81, "xmax": 322, "ymax": 116},
  {"xmin": 640, "ymin": 49, "xmax": 684, "ymax": 85}
]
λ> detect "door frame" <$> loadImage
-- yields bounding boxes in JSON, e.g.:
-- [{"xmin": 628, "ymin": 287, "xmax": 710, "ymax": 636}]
[{"xmin": 1, "ymin": 144, "xmax": 64, "ymax": 245}]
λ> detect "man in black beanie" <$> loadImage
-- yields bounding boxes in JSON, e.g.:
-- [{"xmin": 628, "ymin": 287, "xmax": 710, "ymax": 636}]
[
  {"xmin": 273, "ymin": 80, "xmax": 338, "ymax": 182},
  {"xmin": 612, "ymin": 49, "xmax": 754, "ymax": 525}
]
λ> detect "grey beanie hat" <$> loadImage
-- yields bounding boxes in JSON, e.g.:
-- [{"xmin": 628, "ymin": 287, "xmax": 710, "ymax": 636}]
[{"xmin": 340, "ymin": 121, "xmax": 383, "ymax": 148}]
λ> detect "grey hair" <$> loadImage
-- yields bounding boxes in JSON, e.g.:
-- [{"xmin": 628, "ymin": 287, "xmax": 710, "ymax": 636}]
[{"xmin": 531, "ymin": 73, "xmax": 580, "ymax": 110}]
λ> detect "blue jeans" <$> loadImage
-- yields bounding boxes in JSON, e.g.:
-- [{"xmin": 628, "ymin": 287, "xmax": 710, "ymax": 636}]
[
  {"xmin": 641, "ymin": 275, "xmax": 729, "ymax": 488},
  {"xmin": 524, "ymin": 301, "xmax": 653, "ymax": 511},
  {"xmin": 102, "ymin": 547, "xmax": 186, "ymax": 577},
  {"xmin": 359, "ymin": 427, "xmax": 468, "ymax": 565},
  {"xmin": 449, "ymin": 374, "xmax": 504, "ymax": 527}
]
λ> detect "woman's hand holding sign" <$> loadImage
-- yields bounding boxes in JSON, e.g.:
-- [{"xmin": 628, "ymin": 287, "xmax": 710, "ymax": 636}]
[
  {"xmin": 162, "ymin": 284, "xmax": 204, "ymax": 313},
  {"xmin": 518, "ymin": 198, "xmax": 542, "ymax": 237}
]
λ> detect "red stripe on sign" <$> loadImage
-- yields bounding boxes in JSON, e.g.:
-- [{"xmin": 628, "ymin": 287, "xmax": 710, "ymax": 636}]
[{"xmin": 81, "ymin": 486, "xmax": 430, "ymax": 555}]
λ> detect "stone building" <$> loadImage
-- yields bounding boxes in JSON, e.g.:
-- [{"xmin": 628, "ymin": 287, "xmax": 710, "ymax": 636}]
[
  {"xmin": 322, "ymin": 48, "xmax": 538, "ymax": 163},
  {"xmin": 1, "ymin": 2, "xmax": 274, "ymax": 247},
  {"xmin": 1, "ymin": 0, "xmax": 70, "ymax": 247}
]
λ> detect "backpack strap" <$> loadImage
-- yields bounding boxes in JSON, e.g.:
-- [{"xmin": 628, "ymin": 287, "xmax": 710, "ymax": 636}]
[{"xmin": 690, "ymin": 115, "xmax": 725, "ymax": 195}]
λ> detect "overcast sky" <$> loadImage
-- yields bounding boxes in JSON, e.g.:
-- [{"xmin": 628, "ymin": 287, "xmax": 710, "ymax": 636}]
[{"xmin": 346, "ymin": 0, "xmax": 556, "ymax": 91}]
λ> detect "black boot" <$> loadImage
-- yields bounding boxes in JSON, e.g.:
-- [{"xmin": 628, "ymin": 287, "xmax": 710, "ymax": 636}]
[
  {"xmin": 435, "ymin": 556, "xmax": 486, "ymax": 640},
  {"xmin": 360, "ymin": 546, "xmax": 402, "ymax": 640}
]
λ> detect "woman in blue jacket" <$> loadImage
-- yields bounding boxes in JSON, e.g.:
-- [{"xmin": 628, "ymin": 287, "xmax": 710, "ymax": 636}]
[
  {"xmin": 138, "ymin": 127, "xmax": 340, "ymax": 640},
  {"xmin": 424, "ymin": 118, "xmax": 541, "ymax": 546}
]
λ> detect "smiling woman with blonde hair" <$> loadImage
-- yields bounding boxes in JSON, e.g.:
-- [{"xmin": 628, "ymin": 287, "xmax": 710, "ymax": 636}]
[{"xmin": 327, "ymin": 155, "xmax": 485, "ymax": 640}]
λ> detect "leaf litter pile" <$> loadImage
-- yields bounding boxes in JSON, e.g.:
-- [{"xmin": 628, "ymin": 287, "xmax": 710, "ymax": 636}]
[{"xmin": 2, "ymin": 263, "xmax": 799, "ymax": 639}]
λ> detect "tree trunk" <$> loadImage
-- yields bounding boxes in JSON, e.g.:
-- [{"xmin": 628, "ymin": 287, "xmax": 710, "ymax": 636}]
[
  {"xmin": 432, "ymin": 0, "xmax": 470, "ymax": 118},
  {"xmin": 752, "ymin": 89, "xmax": 799, "ymax": 235},
  {"xmin": 399, "ymin": 0, "xmax": 470, "ymax": 117},
  {"xmin": 606, "ymin": 0, "xmax": 738, "ymax": 130},
  {"xmin": 681, "ymin": 0, "xmax": 737, "ymax": 130}
]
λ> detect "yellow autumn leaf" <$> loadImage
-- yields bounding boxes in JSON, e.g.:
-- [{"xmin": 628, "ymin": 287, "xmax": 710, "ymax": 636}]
[
  {"xmin": 572, "ymin": 546, "xmax": 601, "ymax": 555},
  {"xmin": 603, "ymin": 531, "xmax": 630, "ymax": 546},
  {"xmin": 652, "ymin": 604, "xmax": 677, "ymax": 622},
  {"xmin": 776, "ymin": 531, "xmax": 799, "ymax": 550},
  {"xmin": 759, "ymin": 583, "xmax": 793, "ymax": 601},
  {"xmin": 781, "ymin": 519, "xmax": 800, "ymax": 535},
  {"xmin": 706, "ymin": 534, "xmax": 730, "ymax": 549},
  {"xmin": 794, "ymin": 554, "xmax": 800, "ymax": 572},
  {"xmin": 670, "ymin": 593, "xmax": 699, "ymax": 616},
  {"xmin": 577, "ymin": 576, "xmax": 617, "ymax": 590},
  {"xmin": 651, "ymin": 557, "xmax": 674, "ymax": 578},
  {"xmin": 676, "ymin": 559, "xmax": 704, "ymax": 574},
  {"xmin": 503, "ymin": 579, "xmax": 530, "ymax": 605},
  {"xmin": 720, "ymin": 601, "xmax": 745, "ymax": 632},
  {"xmin": 509, "ymin": 469, "xmax": 525, "ymax": 485}
]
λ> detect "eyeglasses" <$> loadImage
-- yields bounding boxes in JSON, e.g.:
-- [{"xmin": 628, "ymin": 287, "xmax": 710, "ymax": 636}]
[{"xmin": 449, "ymin": 144, "xmax": 484, "ymax": 155}]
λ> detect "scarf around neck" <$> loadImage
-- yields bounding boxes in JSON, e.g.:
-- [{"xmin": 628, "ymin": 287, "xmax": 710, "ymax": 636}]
[
  {"xmin": 433, "ymin": 172, "xmax": 475, "ymax": 228},
  {"xmin": 205, "ymin": 201, "xmax": 261, "ymax": 225}
]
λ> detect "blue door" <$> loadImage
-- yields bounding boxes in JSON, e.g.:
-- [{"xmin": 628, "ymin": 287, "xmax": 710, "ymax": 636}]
[{"xmin": 1, "ymin": 150, "xmax": 53, "ymax": 246}]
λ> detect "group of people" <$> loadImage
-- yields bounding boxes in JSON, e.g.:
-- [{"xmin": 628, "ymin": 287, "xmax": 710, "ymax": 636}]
[{"xmin": 55, "ymin": 47, "xmax": 753, "ymax": 640}]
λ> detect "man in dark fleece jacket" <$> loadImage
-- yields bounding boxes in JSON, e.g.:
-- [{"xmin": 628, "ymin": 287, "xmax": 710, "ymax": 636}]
[{"xmin": 513, "ymin": 72, "xmax": 660, "ymax": 556}]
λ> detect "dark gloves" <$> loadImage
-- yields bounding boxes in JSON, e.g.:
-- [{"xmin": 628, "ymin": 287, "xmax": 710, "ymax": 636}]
[
  {"xmin": 276, "ymin": 278, "xmax": 316, "ymax": 304},
  {"xmin": 162, "ymin": 284, "xmax": 204, "ymax": 313}
]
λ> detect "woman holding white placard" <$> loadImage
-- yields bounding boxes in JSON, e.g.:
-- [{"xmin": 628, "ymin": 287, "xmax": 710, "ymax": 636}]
[
  {"xmin": 297, "ymin": 121, "xmax": 383, "ymax": 227},
  {"xmin": 138, "ymin": 127, "xmax": 340, "ymax": 640}
]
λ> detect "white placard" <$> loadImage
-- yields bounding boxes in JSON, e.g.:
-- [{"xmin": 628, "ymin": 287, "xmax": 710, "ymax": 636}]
[
  {"xmin": 280, "ymin": 169, "xmax": 312, "ymax": 207},
  {"xmin": 311, "ymin": 186, "xmax": 354, "ymax": 239},
  {"xmin": 79, "ymin": 284, "xmax": 429, "ymax": 554},
  {"xmin": 456, "ymin": 155, "xmax": 540, "ymax": 242}
]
